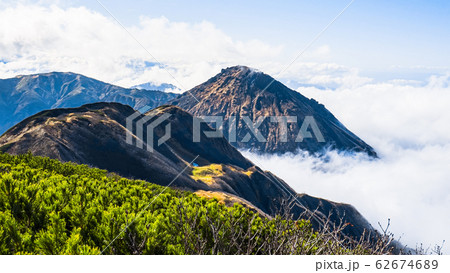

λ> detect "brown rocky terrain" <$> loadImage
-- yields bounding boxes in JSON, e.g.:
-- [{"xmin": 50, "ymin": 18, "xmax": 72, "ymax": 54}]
[{"xmin": 170, "ymin": 66, "xmax": 377, "ymax": 156}]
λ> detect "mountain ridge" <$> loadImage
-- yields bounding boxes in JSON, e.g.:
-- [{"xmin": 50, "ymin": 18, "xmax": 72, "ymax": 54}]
[
  {"xmin": 0, "ymin": 72, "xmax": 178, "ymax": 134},
  {"xmin": 170, "ymin": 65, "xmax": 377, "ymax": 156},
  {"xmin": 0, "ymin": 102, "xmax": 374, "ymax": 238}
]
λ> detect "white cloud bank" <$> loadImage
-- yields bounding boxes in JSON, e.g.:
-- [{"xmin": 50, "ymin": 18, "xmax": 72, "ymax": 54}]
[{"xmin": 243, "ymin": 74, "xmax": 450, "ymax": 252}]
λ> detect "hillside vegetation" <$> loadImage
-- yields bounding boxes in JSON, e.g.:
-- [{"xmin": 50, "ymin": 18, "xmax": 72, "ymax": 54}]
[{"xmin": 0, "ymin": 152, "xmax": 391, "ymax": 254}]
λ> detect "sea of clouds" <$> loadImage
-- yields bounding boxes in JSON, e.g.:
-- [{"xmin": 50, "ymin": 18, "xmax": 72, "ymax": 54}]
[{"xmin": 243, "ymin": 74, "xmax": 450, "ymax": 252}]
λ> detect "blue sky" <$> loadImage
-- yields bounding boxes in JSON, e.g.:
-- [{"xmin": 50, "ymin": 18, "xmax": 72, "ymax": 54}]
[
  {"xmin": 1, "ymin": 0, "xmax": 449, "ymax": 86},
  {"xmin": 64, "ymin": 0, "xmax": 450, "ymax": 81}
]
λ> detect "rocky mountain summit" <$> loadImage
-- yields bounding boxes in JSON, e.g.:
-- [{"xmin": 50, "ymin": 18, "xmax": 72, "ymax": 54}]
[{"xmin": 170, "ymin": 66, "xmax": 376, "ymax": 156}]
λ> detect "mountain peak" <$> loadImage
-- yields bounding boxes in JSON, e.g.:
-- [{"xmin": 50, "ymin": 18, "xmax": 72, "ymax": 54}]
[
  {"xmin": 219, "ymin": 65, "xmax": 264, "ymax": 79},
  {"xmin": 13, "ymin": 71, "xmax": 80, "ymax": 79},
  {"xmin": 132, "ymin": 82, "xmax": 179, "ymax": 92},
  {"xmin": 170, "ymin": 66, "xmax": 377, "ymax": 156},
  {"xmin": 222, "ymin": 65, "xmax": 252, "ymax": 72}
]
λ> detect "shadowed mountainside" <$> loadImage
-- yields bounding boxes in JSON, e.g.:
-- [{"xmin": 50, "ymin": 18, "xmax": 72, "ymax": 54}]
[{"xmin": 0, "ymin": 102, "xmax": 374, "ymax": 238}]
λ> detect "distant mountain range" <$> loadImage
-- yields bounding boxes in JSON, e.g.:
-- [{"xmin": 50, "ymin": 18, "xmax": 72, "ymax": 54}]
[
  {"xmin": 0, "ymin": 72, "xmax": 177, "ymax": 134},
  {"xmin": 0, "ymin": 102, "xmax": 373, "ymax": 238},
  {"xmin": 132, "ymin": 82, "xmax": 180, "ymax": 92},
  {"xmin": 171, "ymin": 66, "xmax": 376, "ymax": 156}
]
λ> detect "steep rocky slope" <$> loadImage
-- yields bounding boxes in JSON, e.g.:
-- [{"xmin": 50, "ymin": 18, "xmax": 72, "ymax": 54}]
[{"xmin": 170, "ymin": 66, "xmax": 376, "ymax": 156}]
